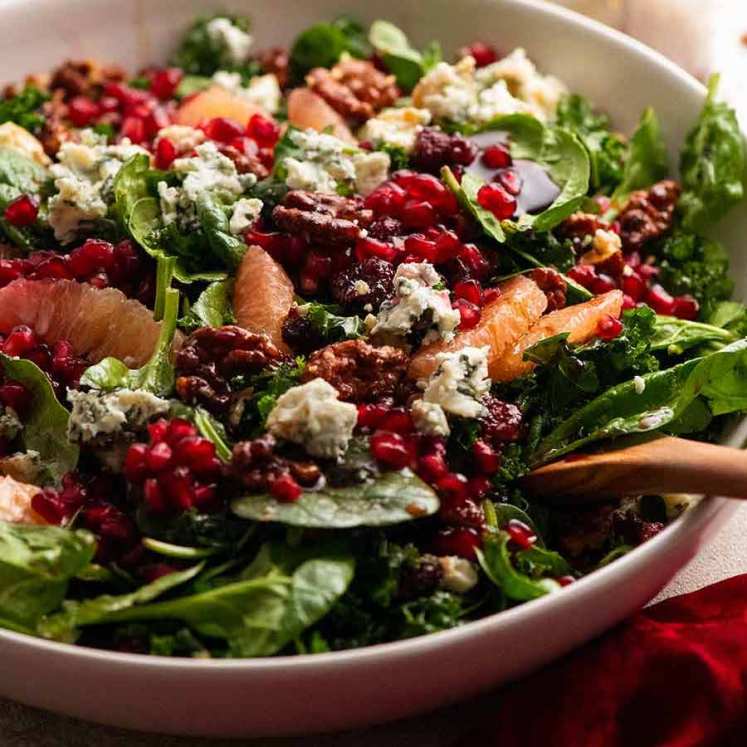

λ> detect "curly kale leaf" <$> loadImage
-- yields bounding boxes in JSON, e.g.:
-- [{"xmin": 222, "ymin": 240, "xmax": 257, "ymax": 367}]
[{"xmin": 0, "ymin": 86, "xmax": 49, "ymax": 133}]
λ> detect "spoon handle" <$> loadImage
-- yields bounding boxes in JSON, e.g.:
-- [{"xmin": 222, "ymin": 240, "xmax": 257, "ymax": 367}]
[{"xmin": 521, "ymin": 436, "xmax": 747, "ymax": 504}]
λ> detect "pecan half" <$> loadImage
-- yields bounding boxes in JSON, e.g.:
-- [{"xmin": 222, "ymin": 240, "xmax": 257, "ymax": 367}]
[
  {"xmin": 302, "ymin": 339, "xmax": 408, "ymax": 403},
  {"xmin": 617, "ymin": 179, "xmax": 680, "ymax": 252},
  {"xmin": 306, "ymin": 58, "xmax": 399, "ymax": 122},
  {"xmin": 38, "ymin": 90, "xmax": 73, "ymax": 157},
  {"xmin": 49, "ymin": 59, "xmax": 125, "ymax": 100},
  {"xmin": 272, "ymin": 190, "xmax": 372, "ymax": 247},
  {"xmin": 216, "ymin": 143, "xmax": 269, "ymax": 180},
  {"xmin": 254, "ymin": 47, "xmax": 290, "ymax": 89},
  {"xmin": 530, "ymin": 267, "xmax": 567, "ymax": 312}
]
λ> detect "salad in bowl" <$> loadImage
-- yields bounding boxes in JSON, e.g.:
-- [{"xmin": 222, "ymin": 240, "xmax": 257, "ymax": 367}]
[{"xmin": 0, "ymin": 12, "xmax": 744, "ymax": 660}]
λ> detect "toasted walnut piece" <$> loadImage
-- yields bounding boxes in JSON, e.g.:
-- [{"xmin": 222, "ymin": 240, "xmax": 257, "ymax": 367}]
[
  {"xmin": 272, "ymin": 190, "xmax": 373, "ymax": 247},
  {"xmin": 49, "ymin": 59, "xmax": 125, "ymax": 101},
  {"xmin": 231, "ymin": 435, "xmax": 321, "ymax": 492},
  {"xmin": 302, "ymin": 339, "xmax": 409, "ymax": 403},
  {"xmin": 617, "ymin": 179, "xmax": 681, "ymax": 252},
  {"xmin": 38, "ymin": 90, "xmax": 73, "ymax": 157},
  {"xmin": 530, "ymin": 267, "xmax": 567, "ymax": 312},
  {"xmin": 175, "ymin": 325, "xmax": 286, "ymax": 415},
  {"xmin": 306, "ymin": 59, "xmax": 399, "ymax": 122},
  {"xmin": 254, "ymin": 47, "xmax": 290, "ymax": 89},
  {"xmin": 557, "ymin": 212, "xmax": 608, "ymax": 243},
  {"xmin": 216, "ymin": 143, "xmax": 269, "ymax": 180}
]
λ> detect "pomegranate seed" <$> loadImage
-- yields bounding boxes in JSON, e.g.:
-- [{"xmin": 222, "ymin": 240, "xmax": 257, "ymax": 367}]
[
  {"xmin": 144, "ymin": 478, "xmax": 167, "ymax": 512},
  {"xmin": 672, "ymin": 294, "xmax": 699, "ymax": 321},
  {"xmin": 67, "ymin": 96, "xmax": 100, "ymax": 127},
  {"xmin": 154, "ymin": 137, "xmax": 177, "ymax": 169},
  {"xmin": 354, "ymin": 236, "xmax": 399, "ymax": 263},
  {"xmin": 165, "ymin": 418, "xmax": 197, "ymax": 445},
  {"xmin": 482, "ymin": 287, "xmax": 502, "ymax": 305},
  {"xmin": 481, "ymin": 144, "xmax": 512, "ymax": 169},
  {"xmin": 638, "ymin": 264, "xmax": 660, "ymax": 280},
  {"xmin": 506, "ymin": 519, "xmax": 537, "ymax": 549},
  {"xmin": 436, "ymin": 472, "xmax": 469, "ymax": 504},
  {"xmin": 467, "ymin": 475, "xmax": 492, "ymax": 498},
  {"xmin": 4, "ymin": 195, "xmax": 38, "ymax": 227},
  {"xmin": 146, "ymin": 441, "xmax": 173, "ymax": 472},
  {"xmin": 567, "ymin": 264, "xmax": 597, "ymax": 290},
  {"xmin": 379, "ymin": 408, "xmax": 414, "ymax": 434},
  {"xmin": 496, "ymin": 168, "xmax": 522, "ymax": 196},
  {"xmin": 597, "ymin": 313, "xmax": 624, "ymax": 340},
  {"xmin": 472, "ymin": 439, "xmax": 500, "ymax": 474},
  {"xmin": 124, "ymin": 443, "xmax": 148, "ymax": 482},
  {"xmin": 98, "ymin": 96, "xmax": 119, "ymax": 114},
  {"xmin": 229, "ymin": 135, "xmax": 259, "ymax": 156},
  {"xmin": 246, "ymin": 113, "xmax": 280, "ymax": 147},
  {"xmin": 370, "ymin": 431, "xmax": 414, "ymax": 470},
  {"xmin": 418, "ymin": 453, "xmax": 448, "ymax": 483},
  {"xmin": 622, "ymin": 294, "xmax": 636, "ymax": 310},
  {"xmin": 645, "ymin": 284, "xmax": 676, "ymax": 315},
  {"xmin": 476, "ymin": 182, "xmax": 516, "ymax": 220},
  {"xmin": 69, "ymin": 239, "xmax": 116, "ymax": 275},
  {"xmin": 142, "ymin": 107, "xmax": 171, "ymax": 138},
  {"xmin": 364, "ymin": 183, "xmax": 407, "ymax": 216},
  {"xmin": 141, "ymin": 563, "xmax": 178, "ymax": 582},
  {"xmin": 357, "ymin": 403, "xmax": 390, "ymax": 429},
  {"xmin": 457, "ymin": 243, "xmax": 490, "ymax": 279},
  {"xmin": 404, "ymin": 234, "xmax": 438, "ymax": 261},
  {"xmin": 203, "ymin": 116, "xmax": 245, "ymax": 143},
  {"xmin": 465, "ymin": 41, "xmax": 498, "ymax": 67},
  {"xmin": 591, "ymin": 273, "xmax": 618, "ymax": 294},
  {"xmin": 454, "ymin": 299, "xmax": 481, "ymax": 330},
  {"xmin": 433, "ymin": 230, "xmax": 461, "ymax": 262},
  {"xmin": 0, "ymin": 382, "xmax": 31, "ymax": 415},
  {"xmin": 557, "ymin": 575, "xmax": 576, "ymax": 587},
  {"xmin": 192, "ymin": 484, "xmax": 218, "ymax": 508},
  {"xmin": 432, "ymin": 526, "xmax": 481, "ymax": 560},
  {"xmin": 31, "ymin": 491, "xmax": 66, "ymax": 524},
  {"xmin": 2, "ymin": 325, "xmax": 37, "ymax": 356},
  {"xmin": 270, "ymin": 473, "xmax": 303, "ymax": 502},
  {"xmin": 400, "ymin": 199, "xmax": 438, "ymax": 229},
  {"xmin": 453, "ymin": 279, "xmax": 483, "ymax": 305},
  {"xmin": 150, "ymin": 67, "xmax": 183, "ymax": 99},
  {"xmin": 161, "ymin": 467, "xmax": 195, "ymax": 511},
  {"xmin": 621, "ymin": 270, "xmax": 646, "ymax": 301},
  {"xmin": 173, "ymin": 436, "xmax": 216, "ymax": 469},
  {"xmin": 120, "ymin": 116, "xmax": 145, "ymax": 143}
]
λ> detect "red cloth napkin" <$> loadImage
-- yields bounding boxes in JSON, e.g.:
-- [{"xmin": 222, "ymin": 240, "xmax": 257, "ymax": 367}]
[{"xmin": 457, "ymin": 575, "xmax": 747, "ymax": 747}]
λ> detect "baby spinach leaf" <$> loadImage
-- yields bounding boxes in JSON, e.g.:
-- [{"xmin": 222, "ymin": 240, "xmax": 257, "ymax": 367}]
[
  {"xmin": 555, "ymin": 93, "xmax": 626, "ymax": 193},
  {"xmin": 0, "ymin": 523, "xmax": 95, "ymax": 634},
  {"xmin": 180, "ymin": 280, "xmax": 235, "ymax": 331},
  {"xmin": 112, "ymin": 153, "xmax": 151, "ymax": 231},
  {"xmin": 193, "ymin": 407, "xmax": 232, "ymax": 462},
  {"xmin": 196, "ymin": 192, "xmax": 247, "ymax": 270},
  {"xmin": 290, "ymin": 17, "xmax": 370, "ymax": 80},
  {"xmin": 0, "ymin": 147, "xmax": 48, "ymax": 194},
  {"xmin": 476, "ymin": 531, "xmax": 562, "ymax": 602},
  {"xmin": 0, "ymin": 86, "xmax": 49, "ymax": 133},
  {"xmin": 39, "ymin": 563, "xmax": 204, "ymax": 642},
  {"xmin": 650, "ymin": 315, "xmax": 735, "ymax": 356},
  {"xmin": 232, "ymin": 469, "xmax": 439, "ymax": 528},
  {"xmin": 532, "ymin": 337, "xmax": 747, "ymax": 464},
  {"xmin": 0, "ymin": 354, "xmax": 79, "ymax": 482},
  {"xmin": 679, "ymin": 74, "xmax": 745, "ymax": 233},
  {"xmin": 368, "ymin": 20, "xmax": 439, "ymax": 91},
  {"xmin": 611, "ymin": 107, "xmax": 668, "ymax": 203}
]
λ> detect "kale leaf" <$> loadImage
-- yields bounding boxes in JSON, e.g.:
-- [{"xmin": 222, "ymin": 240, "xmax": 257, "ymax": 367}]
[{"xmin": 0, "ymin": 86, "xmax": 48, "ymax": 133}]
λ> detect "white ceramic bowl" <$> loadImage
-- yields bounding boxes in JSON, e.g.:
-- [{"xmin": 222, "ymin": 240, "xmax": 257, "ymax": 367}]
[{"xmin": 0, "ymin": 0, "xmax": 744, "ymax": 737}]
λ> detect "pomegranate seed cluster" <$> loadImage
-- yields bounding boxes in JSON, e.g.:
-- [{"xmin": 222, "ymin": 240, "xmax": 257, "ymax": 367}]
[
  {"xmin": 0, "ymin": 239, "xmax": 154, "ymax": 304},
  {"xmin": 123, "ymin": 418, "xmax": 223, "ymax": 514}
]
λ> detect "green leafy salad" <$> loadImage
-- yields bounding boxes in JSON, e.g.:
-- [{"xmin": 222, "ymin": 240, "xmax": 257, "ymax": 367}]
[{"xmin": 0, "ymin": 13, "xmax": 743, "ymax": 658}]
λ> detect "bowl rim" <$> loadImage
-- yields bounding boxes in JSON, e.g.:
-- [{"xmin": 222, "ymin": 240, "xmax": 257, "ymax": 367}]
[{"xmin": 0, "ymin": 0, "xmax": 737, "ymax": 673}]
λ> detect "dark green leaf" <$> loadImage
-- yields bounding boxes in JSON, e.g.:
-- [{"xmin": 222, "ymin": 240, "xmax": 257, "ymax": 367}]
[
  {"xmin": 611, "ymin": 107, "xmax": 668, "ymax": 203},
  {"xmin": 368, "ymin": 20, "xmax": 438, "ymax": 91},
  {"xmin": 532, "ymin": 337, "xmax": 747, "ymax": 464},
  {"xmin": 193, "ymin": 407, "xmax": 232, "ymax": 462},
  {"xmin": 0, "ymin": 87, "xmax": 49, "ymax": 133},
  {"xmin": 196, "ymin": 192, "xmax": 247, "ymax": 270},
  {"xmin": 650, "ymin": 315, "xmax": 735, "ymax": 355},
  {"xmin": 0, "ymin": 354, "xmax": 79, "ymax": 481},
  {"xmin": 232, "ymin": 469, "xmax": 439, "ymax": 528},
  {"xmin": 290, "ymin": 17, "xmax": 370, "ymax": 80},
  {"xmin": 679, "ymin": 74, "xmax": 745, "ymax": 233},
  {"xmin": 112, "ymin": 153, "xmax": 151, "ymax": 231},
  {"xmin": 174, "ymin": 75, "xmax": 212, "ymax": 98},
  {"xmin": 0, "ymin": 523, "xmax": 95, "ymax": 634},
  {"xmin": 300, "ymin": 302, "xmax": 364, "ymax": 343}
]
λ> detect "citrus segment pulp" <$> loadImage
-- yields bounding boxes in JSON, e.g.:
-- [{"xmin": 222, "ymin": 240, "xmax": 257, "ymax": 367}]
[{"xmin": 286, "ymin": 88, "xmax": 355, "ymax": 143}]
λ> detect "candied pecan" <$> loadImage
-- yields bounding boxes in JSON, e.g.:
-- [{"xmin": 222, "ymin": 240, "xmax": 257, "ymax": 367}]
[
  {"xmin": 48, "ymin": 59, "xmax": 125, "ymax": 100},
  {"xmin": 557, "ymin": 212, "xmax": 607, "ymax": 243},
  {"xmin": 306, "ymin": 58, "xmax": 399, "ymax": 122},
  {"xmin": 231, "ymin": 435, "xmax": 321, "ymax": 492},
  {"xmin": 553, "ymin": 504, "xmax": 615, "ymax": 558},
  {"xmin": 281, "ymin": 306, "xmax": 326, "ymax": 354},
  {"xmin": 329, "ymin": 257, "xmax": 395, "ymax": 313},
  {"xmin": 272, "ymin": 190, "xmax": 372, "ymax": 247},
  {"xmin": 530, "ymin": 267, "xmax": 567, "ymax": 312},
  {"xmin": 216, "ymin": 143, "xmax": 269, "ymax": 180},
  {"xmin": 38, "ymin": 90, "xmax": 73, "ymax": 157},
  {"xmin": 175, "ymin": 325, "xmax": 286, "ymax": 414},
  {"xmin": 480, "ymin": 396, "xmax": 522, "ymax": 448},
  {"xmin": 302, "ymin": 339, "xmax": 408, "ymax": 403},
  {"xmin": 254, "ymin": 47, "xmax": 290, "ymax": 88},
  {"xmin": 411, "ymin": 128, "xmax": 478, "ymax": 175},
  {"xmin": 617, "ymin": 179, "xmax": 680, "ymax": 252}
]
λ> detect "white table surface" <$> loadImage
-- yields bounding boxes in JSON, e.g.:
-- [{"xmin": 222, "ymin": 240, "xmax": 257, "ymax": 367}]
[{"xmin": 3, "ymin": 2, "xmax": 747, "ymax": 743}]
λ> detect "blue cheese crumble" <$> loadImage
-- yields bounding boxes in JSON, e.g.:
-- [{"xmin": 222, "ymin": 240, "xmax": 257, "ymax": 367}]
[
  {"xmin": 212, "ymin": 71, "xmax": 282, "ymax": 114},
  {"xmin": 419, "ymin": 346, "xmax": 491, "ymax": 418},
  {"xmin": 205, "ymin": 17, "xmax": 253, "ymax": 66},
  {"xmin": 373, "ymin": 262, "xmax": 459, "ymax": 345},
  {"xmin": 266, "ymin": 378, "xmax": 357, "ymax": 459},
  {"xmin": 411, "ymin": 399, "xmax": 451, "ymax": 437},
  {"xmin": 48, "ymin": 129, "xmax": 148, "ymax": 243},
  {"xmin": 67, "ymin": 388, "xmax": 170, "ymax": 444}
]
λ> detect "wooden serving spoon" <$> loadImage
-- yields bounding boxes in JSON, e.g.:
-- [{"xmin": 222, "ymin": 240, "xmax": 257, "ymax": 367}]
[{"xmin": 521, "ymin": 435, "xmax": 747, "ymax": 504}]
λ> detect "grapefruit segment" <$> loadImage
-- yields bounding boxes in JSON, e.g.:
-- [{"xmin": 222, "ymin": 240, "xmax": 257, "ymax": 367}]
[
  {"xmin": 492, "ymin": 290, "xmax": 624, "ymax": 382},
  {"xmin": 175, "ymin": 86, "xmax": 269, "ymax": 128},
  {"xmin": 234, "ymin": 245, "xmax": 295, "ymax": 352},
  {"xmin": 0, "ymin": 475, "xmax": 45, "ymax": 524},
  {"xmin": 0, "ymin": 279, "xmax": 162, "ymax": 367},
  {"xmin": 408, "ymin": 276, "xmax": 548, "ymax": 381},
  {"xmin": 287, "ymin": 88, "xmax": 355, "ymax": 143}
]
